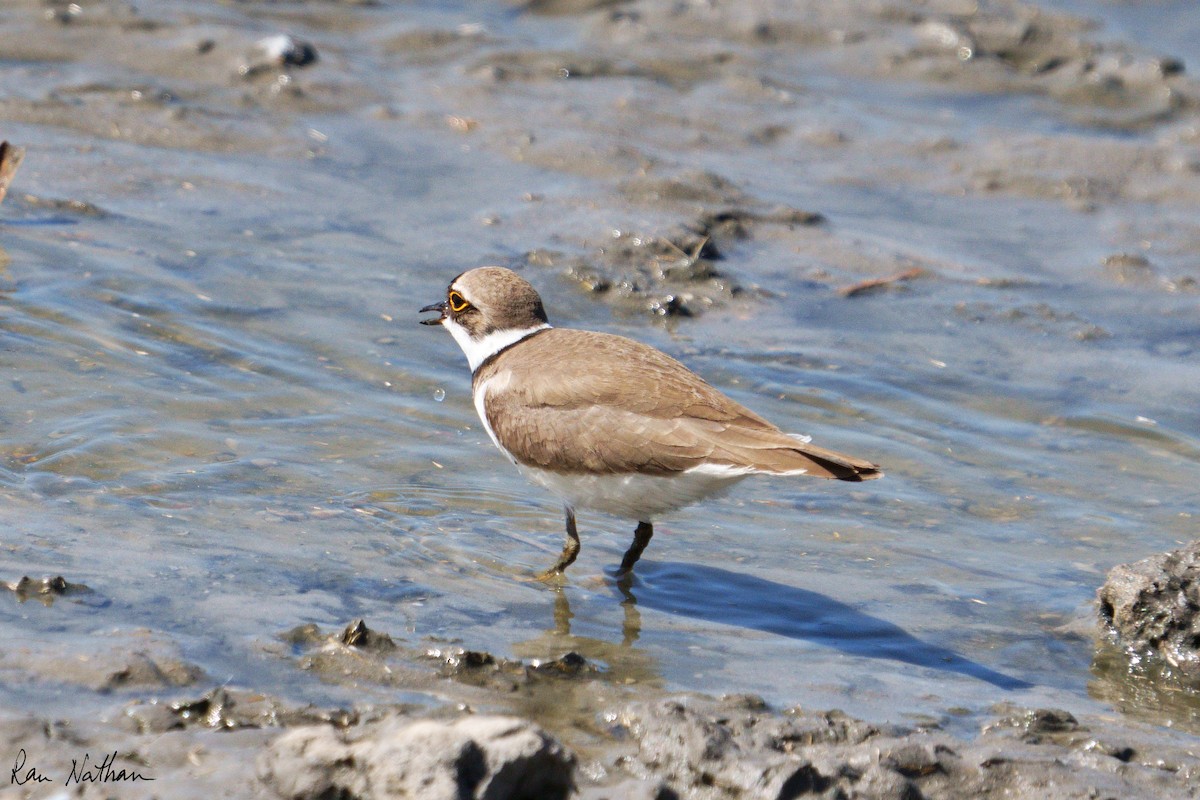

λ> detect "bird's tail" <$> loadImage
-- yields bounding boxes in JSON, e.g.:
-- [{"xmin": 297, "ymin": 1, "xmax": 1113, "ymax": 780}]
[
  {"xmin": 708, "ymin": 428, "xmax": 882, "ymax": 481},
  {"xmin": 771, "ymin": 440, "xmax": 882, "ymax": 481}
]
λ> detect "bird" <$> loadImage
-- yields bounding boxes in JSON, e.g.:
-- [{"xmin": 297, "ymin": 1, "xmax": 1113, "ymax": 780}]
[{"xmin": 420, "ymin": 266, "xmax": 881, "ymax": 579}]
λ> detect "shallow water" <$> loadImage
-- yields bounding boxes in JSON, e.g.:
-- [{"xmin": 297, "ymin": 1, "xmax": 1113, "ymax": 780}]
[{"xmin": 2, "ymin": 0, "xmax": 1199, "ymax": 744}]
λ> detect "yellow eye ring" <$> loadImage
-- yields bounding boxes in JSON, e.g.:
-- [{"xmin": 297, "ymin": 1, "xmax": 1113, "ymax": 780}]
[{"xmin": 448, "ymin": 291, "xmax": 470, "ymax": 313}]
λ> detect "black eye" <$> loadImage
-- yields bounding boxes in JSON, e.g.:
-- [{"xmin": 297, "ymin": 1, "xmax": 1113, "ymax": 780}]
[{"xmin": 448, "ymin": 291, "xmax": 470, "ymax": 313}]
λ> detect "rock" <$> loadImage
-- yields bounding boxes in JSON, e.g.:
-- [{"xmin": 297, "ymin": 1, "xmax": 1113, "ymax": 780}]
[
  {"xmin": 124, "ymin": 687, "xmax": 357, "ymax": 734},
  {"xmin": 855, "ymin": 763, "xmax": 922, "ymax": 800},
  {"xmin": 549, "ymin": 228, "xmax": 742, "ymax": 318},
  {"xmin": 528, "ymin": 651, "xmax": 595, "ymax": 676},
  {"xmin": 340, "ymin": 618, "xmax": 397, "ymax": 651},
  {"xmin": 5, "ymin": 574, "xmax": 79, "ymax": 604},
  {"xmin": 537, "ymin": 200, "xmax": 823, "ymax": 319},
  {"xmin": 258, "ymin": 714, "xmax": 576, "ymax": 800},
  {"xmin": 577, "ymin": 777, "xmax": 679, "ymax": 800},
  {"xmin": 987, "ymin": 708, "xmax": 1080, "ymax": 742},
  {"xmin": 1098, "ymin": 540, "xmax": 1200, "ymax": 682},
  {"xmin": 610, "ymin": 697, "xmax": 860, "ymax": 798},
  {"xmin": 427, "ymin": 645, "xmax": 500, "ymax": 672}
]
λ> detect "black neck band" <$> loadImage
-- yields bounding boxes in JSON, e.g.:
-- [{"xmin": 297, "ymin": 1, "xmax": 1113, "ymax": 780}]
[{"xmin": 471, "ymin": 327, "xmax": 551, "ymax": 379}]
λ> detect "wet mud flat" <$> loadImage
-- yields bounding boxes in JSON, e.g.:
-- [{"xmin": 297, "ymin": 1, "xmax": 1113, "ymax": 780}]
[
  {"xmin": 2, "ymin": 0, "xmax": 1200, "ymax": 797},
  {"xmin": 2, "ymin": 608, "xmax": 1198, "ymax": 799},
  {"xmin": 3, "ymin": 547, "xmax": 1199, "ymax": 798}
]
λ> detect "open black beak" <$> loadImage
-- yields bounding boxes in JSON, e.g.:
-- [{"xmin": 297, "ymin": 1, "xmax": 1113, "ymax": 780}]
[{"xmin": 419, "ymin": 300, "xmax": 447, "ymax": 326}]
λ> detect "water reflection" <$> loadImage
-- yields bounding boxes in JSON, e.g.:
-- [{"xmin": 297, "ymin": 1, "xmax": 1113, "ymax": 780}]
[
  {"xmin": 510, "ymin": 587, "xmax": 660, "ymax": 689},
  {"xmin": 614, "ymin": 561, "xmax": 1033, "ymax": 691},
  {"xmin": 1089, "ymin": 639, "xmax": 1200, "ymax": 734}
]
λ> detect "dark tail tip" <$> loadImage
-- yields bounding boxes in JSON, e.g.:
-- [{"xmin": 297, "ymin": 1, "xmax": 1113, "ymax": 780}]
[{"xmin": 844, "ymin": 466, "xmax": 883, "ymax": 482}]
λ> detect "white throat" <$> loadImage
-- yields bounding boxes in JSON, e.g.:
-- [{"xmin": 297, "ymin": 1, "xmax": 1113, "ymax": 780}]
[{"xmin": 444, "ymin": 319, "xmax": 551, "ymax": 372}]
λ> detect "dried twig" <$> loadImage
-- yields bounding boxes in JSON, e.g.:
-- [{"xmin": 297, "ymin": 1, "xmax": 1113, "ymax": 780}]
[{"xmin": 837, "ymin": 266, "xmax": 924, "ymax": 298}]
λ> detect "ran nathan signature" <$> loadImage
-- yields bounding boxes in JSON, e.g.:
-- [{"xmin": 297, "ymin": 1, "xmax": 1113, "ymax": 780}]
[{"xmin": 11, "ymin": 748, "xmax": 154, "ymax": 786}]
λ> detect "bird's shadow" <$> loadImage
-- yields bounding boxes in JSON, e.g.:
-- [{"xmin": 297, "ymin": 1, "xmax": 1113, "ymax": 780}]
[{"xmin": 610, "ymin": 561, "xmax": 1033, "ymax": 691}]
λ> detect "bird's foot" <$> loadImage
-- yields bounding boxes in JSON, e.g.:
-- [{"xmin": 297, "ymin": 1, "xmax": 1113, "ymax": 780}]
[{"xmin": 531, "ymin": 567, "xmax": 568, "ymax": 585}]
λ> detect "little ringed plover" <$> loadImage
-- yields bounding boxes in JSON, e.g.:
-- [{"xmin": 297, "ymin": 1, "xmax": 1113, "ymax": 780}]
[{"xmin": 420, "ymin": 266, "xmax": 881, "ymax": 578}]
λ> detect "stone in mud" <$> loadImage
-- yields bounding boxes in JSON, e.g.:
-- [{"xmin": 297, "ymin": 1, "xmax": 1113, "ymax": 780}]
[
  {"xmin": 283, "ymin": 621, "xmax": 416, "ymax": 688},
  {"xmin": 528, "ymin": 650, "xmax": 594, "ymax": 676},
  {"xmin": 124, "ymin": 686, "xmax": 357, "ymax": 734},
  {"xmin": 1098, "ymin": 539, "xmax": 1200, "ymax": 683},
  {"xmin": 610, "ymin": 697, "xmax": 877, "ymax": 798},
  {"xmin": 546, "ymin": 212, "xmax": 762, "ymax": 318},
  {"xmin": 4, "ymin": 574, "xmax": 80, "ymax": 604},
  {"xmin": 771, "ymin": 706, "xmax": 888, "ymax": 749},
  {"xmin": 423, "ymin": 645, "xmax": 520, "ymax": 691},
  {"xmin": 533, "ymin": 198, "xmax": 820, "ymax": 318},
  {"xmin": 423, "ymin": 645, "xmax": 601, "ymax": 693},
  {"xmin": 340, "ymin": 618, "xmax": 397, "ymax": 651},
  {"xmin": 986, "ymin": 707, "xmax": 1080, "ymax": 743},
  {"xmin": 433, "ymin": 646, "xmax": 500, "ymax": 670},
  {"xmin": 258, "ymin": 714, "xmax": 576, "ymax": 800}
]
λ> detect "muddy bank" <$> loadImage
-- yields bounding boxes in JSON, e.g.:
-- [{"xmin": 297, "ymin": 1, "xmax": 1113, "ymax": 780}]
[
  {"xmin": 457, "ymin": 0, "xmax": 1200, "ymax": 314},
  {"xmin": 257, "ymin": 695, "xmax": 1200, "ymax": 799},
  {"xmin": 6, "ymin": 0, "xmax": 1200, "ymax": 316},
  {"xmin": 262, "ymin": 616, "xmax": 1199, "ymax": 799},
  {"xmin": 3, "ymin": 615, "xmax": 1197, "ymax": 799}
]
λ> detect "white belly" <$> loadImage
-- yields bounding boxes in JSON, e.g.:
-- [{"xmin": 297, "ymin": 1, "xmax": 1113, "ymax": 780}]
[{"xmin": 518, "ymin": 464, "xmax": 748, "ymax": 521}]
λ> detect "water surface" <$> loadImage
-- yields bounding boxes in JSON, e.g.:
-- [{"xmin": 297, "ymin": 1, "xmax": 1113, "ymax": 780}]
[{"xmin": 1, "ymin": 0, "xmax": 1198, "ymax": 740}]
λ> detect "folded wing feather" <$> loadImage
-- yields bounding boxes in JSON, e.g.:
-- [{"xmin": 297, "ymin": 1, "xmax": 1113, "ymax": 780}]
[{"xmin": 477, "ymin": 329, "xmax": 881, "ymax": 481}]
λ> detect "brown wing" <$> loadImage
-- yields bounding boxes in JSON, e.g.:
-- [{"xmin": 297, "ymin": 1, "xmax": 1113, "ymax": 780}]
[{"xmin": 476, "ymin": 329, "xmax": 881, "ymax": 481}]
